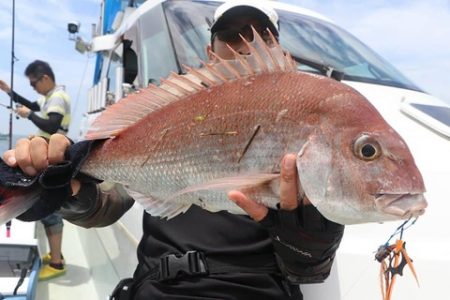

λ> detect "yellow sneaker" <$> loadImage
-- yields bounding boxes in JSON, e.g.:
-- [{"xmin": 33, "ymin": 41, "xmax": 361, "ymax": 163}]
[
  {"xmin": 38, "ymin": 264, "xmax": 66, "ymax": 281},
  {"xmin": 42, "ymin": 253, "xmax": 65, "ymax": 265}
]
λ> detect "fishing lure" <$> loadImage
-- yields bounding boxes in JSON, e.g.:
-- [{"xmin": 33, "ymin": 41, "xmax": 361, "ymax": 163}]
[{"xmin": 375, "ymin": 219, "xmax": 420, "ymax": 300}]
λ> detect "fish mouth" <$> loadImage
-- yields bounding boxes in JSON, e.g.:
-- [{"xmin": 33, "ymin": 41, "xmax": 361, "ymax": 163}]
[{"xmin": 375, "ymin": 193, "xmax": 427, "ymax": 219}]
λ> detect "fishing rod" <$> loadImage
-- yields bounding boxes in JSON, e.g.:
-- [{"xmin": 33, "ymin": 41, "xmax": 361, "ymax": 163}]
[
  {"xmin": 8, "ymin": 0, "xmax": 17, "ymax": 149},
  {"xmin": 5, "ymin": 0, "xmax": 16, "ymax": 238}
]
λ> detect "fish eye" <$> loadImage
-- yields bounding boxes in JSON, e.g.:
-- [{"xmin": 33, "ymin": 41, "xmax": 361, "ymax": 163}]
[{"xmin": 353, "ymin": 134, "xmax": 381, "ymax": 161}]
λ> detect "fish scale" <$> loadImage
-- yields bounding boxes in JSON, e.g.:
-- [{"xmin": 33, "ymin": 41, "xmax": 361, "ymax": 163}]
[{"xmin": 82, "ymin": 74, "xmax": 309, "ymax": 190}]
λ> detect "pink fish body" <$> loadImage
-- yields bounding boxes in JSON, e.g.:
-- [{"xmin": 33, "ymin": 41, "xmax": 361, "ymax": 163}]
[{"xmin": 80, "ymin": 32, "xmax": 426, "ymax": 224}]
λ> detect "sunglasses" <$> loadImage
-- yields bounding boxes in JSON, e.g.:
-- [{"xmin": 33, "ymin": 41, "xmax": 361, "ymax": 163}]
[
  {"xmin": 29, "ymin": 75, "xmax": 44, "ymax": 88},
  {"xmin": 213, "ymin": 24, "xmax": 274, "ymax": 44}
]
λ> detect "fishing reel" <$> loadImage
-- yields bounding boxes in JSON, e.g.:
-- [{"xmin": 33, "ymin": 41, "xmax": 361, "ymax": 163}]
[{"xmin": 0, "ymin": 102, "xmax": 19, "ymax": 119}]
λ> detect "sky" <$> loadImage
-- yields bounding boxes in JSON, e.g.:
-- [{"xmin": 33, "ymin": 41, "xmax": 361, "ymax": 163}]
[{"xmin": 0, "ymin": 0, "xmax": 449, "ymax": 139}]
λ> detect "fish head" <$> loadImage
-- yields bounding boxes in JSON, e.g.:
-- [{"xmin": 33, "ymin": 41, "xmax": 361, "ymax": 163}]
[{"xmin": 296, "ymin": 93, "xmax": 427, "ymax": 225}]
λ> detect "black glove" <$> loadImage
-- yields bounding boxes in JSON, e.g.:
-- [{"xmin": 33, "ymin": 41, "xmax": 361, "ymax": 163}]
[
  {"xmin": 260, "ymin": 203, "xmax": 344, "ymax": 284},
  {"xmin": 15, "ymin": 140, "xmax": 100, "ymax": 221}
]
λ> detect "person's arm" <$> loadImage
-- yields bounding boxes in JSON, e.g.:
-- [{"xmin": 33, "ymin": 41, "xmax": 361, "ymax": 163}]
[
  {"xmin": 17, "ymin": 178, "xmax": 134, "ymax": 228},
  {"xmin": 0, "ymin": 80, "xmax": 39, "ymax": 110},
  {"xmin": 228, "ymin": 154, "xmax": 344, "ymax": 284},
  {"xmin": 28, "ymin": 112, "xmax": 63, "ymax": 134},
  {"xmin": 9, "ymin": 90, "xmax": 40, "ymax": 111},
  {"xmin": 60, "ymin": 181, "xmax": 135, "ymax": 228}
]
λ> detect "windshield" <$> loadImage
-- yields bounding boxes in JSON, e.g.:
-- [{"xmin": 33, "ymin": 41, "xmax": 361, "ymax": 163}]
[{"xmin": 163, "ymin": 0, "xmax": 422, "ymax": 92}]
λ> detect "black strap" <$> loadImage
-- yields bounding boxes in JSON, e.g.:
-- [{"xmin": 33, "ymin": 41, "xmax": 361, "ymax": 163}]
[
  {"xmin": 13, "ymin": 268, "xmax": 28, "ymax": 295},
  {"xmin": 206, "ymin": 253, "xmax": 279, "ymax": 274},
  {"xmin": 137, "ymin": 251, "xmax": 279, "ymax": 283}
]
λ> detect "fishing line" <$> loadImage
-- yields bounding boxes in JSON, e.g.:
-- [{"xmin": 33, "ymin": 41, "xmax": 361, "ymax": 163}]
[
  {"xmin": 383, "ymin": 217, "xmax": 417, "ymax": 246},
  {"xmin": 71, "ymin": 54, "xmax": 92, "ymax": 131}
]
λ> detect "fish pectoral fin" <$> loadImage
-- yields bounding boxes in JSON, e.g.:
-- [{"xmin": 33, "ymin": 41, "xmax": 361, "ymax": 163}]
[
  {"xmin": 124, "ymin": 188, "xmax": 191, "ymax": 219},
  {"xmin": 169, "ymin": 173, "xmax": 280, "ymax": 199}
]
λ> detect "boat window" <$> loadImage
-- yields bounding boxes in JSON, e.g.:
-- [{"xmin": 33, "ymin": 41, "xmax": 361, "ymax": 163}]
[
  {"xmin": 164, "ymin": 1, "xmax": 215, "ymax": 69},
  {"xmin": 279, "ymin": 12, "xmax": 421, "ymax": 91},
  {"xmin": 163, "ymin": 0, "xmax": 422, "ymax": 92},
  {"xmin": 138, "ymin": 4, "xmax": 179, "ymax": 85},
  {"xmin": 410, "ymin": 103, "xmax": 450, "ymax": 127}
]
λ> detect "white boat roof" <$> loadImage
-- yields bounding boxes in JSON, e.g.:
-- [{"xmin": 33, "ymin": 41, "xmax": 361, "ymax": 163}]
[{"xmin": 91, "ymin": 0, "xmax": 334, "ymax": 52}]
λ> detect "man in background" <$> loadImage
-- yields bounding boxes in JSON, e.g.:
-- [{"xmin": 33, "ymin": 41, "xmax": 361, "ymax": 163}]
[{"xmin": 0, "ymin": 60, "xmax": 70, "ymax": 280}]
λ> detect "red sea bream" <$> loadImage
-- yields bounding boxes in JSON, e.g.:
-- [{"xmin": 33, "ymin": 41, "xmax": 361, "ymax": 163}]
[{"xmin": 0, "ymin": 30, "xmax": 427, "ymax": 225}]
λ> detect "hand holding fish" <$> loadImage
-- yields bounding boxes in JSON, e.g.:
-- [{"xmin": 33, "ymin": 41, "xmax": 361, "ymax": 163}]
[
  {"xmin": 3, "ymin": 134, "xmax": 68, "ymax": 175},
  {"xmin": 2, "ymin": 134, "xmax": 80, "ymax": 194},
  {"xmin": 228, "ymin": 153, "xmax": 306, "ymax": 221},
  {"xmin": 229, "ymin": 154, "xmax": 344, "ymax": 283}
]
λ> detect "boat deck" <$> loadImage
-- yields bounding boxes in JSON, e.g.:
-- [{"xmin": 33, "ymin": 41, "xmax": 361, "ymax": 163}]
[{"xmin": 36, "ymin": 221, "xmax": 100, "ymax": 300}]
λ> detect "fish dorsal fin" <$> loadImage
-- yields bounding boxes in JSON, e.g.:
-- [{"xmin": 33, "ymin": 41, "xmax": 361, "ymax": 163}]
[{"xmin": 85, "ymin": 28, "xmax": 296, "ymax": 140}]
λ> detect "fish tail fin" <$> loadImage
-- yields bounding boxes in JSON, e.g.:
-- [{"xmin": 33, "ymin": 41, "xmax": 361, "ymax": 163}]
[{"xmin": 0, "ymin": 185, "xmax": 40, "ymax": 226}]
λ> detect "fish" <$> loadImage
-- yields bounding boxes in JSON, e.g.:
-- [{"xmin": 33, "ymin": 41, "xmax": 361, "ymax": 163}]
[
  {"xmin": 0, "ymin": 177, "xmax": 39, "ymax": 225},
  {"xmin": 0, "ymin": 28, "xmax": 427, "ymax": 225}
]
